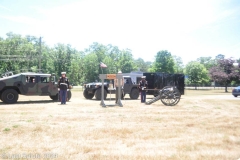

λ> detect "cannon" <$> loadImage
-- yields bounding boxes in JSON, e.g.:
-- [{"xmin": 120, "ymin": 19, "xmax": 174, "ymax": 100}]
[
  {"xmin": 143, "ymin": 72, "xmax": 184, "ymax": 106},
  {"xmin": 145, "ymin": 86, "xmax": 181, "ymax": 106}
]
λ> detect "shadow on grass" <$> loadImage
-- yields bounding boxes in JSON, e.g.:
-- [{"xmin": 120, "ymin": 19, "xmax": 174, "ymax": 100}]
[
  {"xmin": 0, "ymin": 100, "xmax": 63, "ymax": 105},
  {"xmin": 89, "ymin": 98, "xmax": 139, "ymax": 101}
]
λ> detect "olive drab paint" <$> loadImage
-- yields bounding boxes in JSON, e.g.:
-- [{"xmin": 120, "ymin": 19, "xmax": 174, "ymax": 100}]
[{"xmin": 0, "ymin": 71, "xmax": 72, "ymax": 104}]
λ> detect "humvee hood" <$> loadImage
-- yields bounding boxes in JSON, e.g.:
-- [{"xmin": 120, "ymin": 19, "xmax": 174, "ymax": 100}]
[{"xmin": 0, "ymin": 74, "xmax": 21, "ymax": 81}]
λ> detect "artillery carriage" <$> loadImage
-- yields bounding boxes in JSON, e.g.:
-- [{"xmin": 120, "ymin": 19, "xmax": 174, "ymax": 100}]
[{"xmin": 144, "ymin": 72, "xmax": 184, "ymax": 106}]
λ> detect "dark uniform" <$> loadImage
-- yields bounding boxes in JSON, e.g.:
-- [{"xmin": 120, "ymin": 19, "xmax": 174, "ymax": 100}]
[
  {"xmin": 58, "ymin": 72, "xmax": 69, "ymax": 104},
  {"xmin": 139, "ymin": 76, "xmax": 148, "ymax": 103}
]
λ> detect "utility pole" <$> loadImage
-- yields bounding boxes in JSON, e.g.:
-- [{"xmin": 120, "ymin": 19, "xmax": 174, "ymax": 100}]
[{"xmin": 39, "ymin": 37, "xmax": 42, "ymax": 70}]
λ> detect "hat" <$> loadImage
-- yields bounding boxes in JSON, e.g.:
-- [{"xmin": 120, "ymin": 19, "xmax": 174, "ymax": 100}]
[
  {"xmin": 141, "ymin": 76, "xmax": 146, "ymax": 78},
  {"xmin": 118, "ymin": 71, "xmax": 122, "ymax": 74},
  {"xmin": 61, "ymin": 72, "xmax": 66, "ymax": 75}
]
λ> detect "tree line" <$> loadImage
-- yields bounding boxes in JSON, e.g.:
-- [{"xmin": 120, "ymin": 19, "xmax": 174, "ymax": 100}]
[{"xmin": 0, "ymin": 32, "xmax": 240, "ymax": 91}]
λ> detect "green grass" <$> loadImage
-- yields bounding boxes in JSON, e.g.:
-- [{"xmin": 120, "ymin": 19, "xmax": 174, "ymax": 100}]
[
  {"xmin": 3, "ymin": 128, "xmax": 10, "ymax": 132},
  {"xmin": 12, "ymin": 125, "xmax": 19, "ymax": 128},
  {"xmin": 185, "ymin": 89, "xmax": 232, "ymax": 95}
]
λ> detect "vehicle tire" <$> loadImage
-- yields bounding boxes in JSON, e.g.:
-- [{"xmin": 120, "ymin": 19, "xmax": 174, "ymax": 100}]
[
  {"xmin": 94, "ymin": 88, "xmax": 107, "ymax": 100},
  {"xmin": 233, "ymin": 95, "xmax": 237, "ymax": 97},
  {"xmin": 129, "ymin": 88, "xmax": 139, "ymax": 99},
  {"xmin": 67, "ymin": 90, "xmax": 72, "ymax": 101},
  {"xmin": 50, "ymin": 93, "xmax": 58, "ymax": 101},
  {"xmin": 1, "ymin": 89, "xmax": 19, "ymax": 104},
  {"xmin": 83, "ymin": 89, "xmax": 94, "ymax": 99}
]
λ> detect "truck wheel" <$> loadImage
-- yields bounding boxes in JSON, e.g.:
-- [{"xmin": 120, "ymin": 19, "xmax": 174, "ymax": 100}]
[
  {"xmin": 1, "ymin": 89, "xmax": 19, "ymax": 104},
  {"xmin": 95, "ymin": 88, "xmax": 107, "ymax": 100},
  {"xmin": 83, "ymin": 89, "xmax": 94, "ymax": 99},
  {"xmin": 129, "ymin": 88, "xmax": 139, "ymax": 99},
  {"xmin": 67, "ymin": 90, "xmax": 72, "ymax": 101},
  {"xmin": 50, "ymin": 93, "xmax": 58, "ymax": 100}
]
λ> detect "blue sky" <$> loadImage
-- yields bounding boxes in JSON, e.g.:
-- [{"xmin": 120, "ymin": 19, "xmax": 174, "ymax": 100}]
[{"xmin": 0, "ymin": 0, "xmax": 240, "ymax": 65}]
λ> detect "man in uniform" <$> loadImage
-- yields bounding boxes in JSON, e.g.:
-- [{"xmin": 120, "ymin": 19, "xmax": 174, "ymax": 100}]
[
  {"xmin": 139, "ymin": 76, "xmax": 148, "ymax": 103},
  {"xmin": 58, "ymin": 72, "xmax": 70, "ymax": 104},
  {"xmin": 114, "ymin": 71, "xmax": 124, "ymax": 104}
]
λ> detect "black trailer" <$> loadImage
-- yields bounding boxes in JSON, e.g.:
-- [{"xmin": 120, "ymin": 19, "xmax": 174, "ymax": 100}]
[
  {"xmin": 143, "ymin": 72, "xmax": 185, "ymax": 96},
  {"xmin": 143, "ymin": 72, "xmax": 185, "ymax": 106}
]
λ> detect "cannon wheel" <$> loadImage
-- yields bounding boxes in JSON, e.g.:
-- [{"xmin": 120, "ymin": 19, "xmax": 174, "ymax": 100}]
[{"xmin": 160, "ymin": 86, "xmax": 181, "ymax": 106}]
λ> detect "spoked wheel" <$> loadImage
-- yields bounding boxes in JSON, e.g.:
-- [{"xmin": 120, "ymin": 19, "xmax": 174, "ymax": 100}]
[{"xmin": 160, "ymin": 86, "xmax": 181, "ymax": 106}]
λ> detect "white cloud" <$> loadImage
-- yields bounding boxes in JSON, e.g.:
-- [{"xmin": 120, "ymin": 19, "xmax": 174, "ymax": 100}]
[
  {"xmin": 0, "ymin": 4, "xmax": 12, "ymax": 11},
  {"xmin": 1, "ymin": 0, "xmax": 239, "ymax": 65},
  {"xmin": 0, "ymin": 15, "xmax": 40, "ymax": 26}
]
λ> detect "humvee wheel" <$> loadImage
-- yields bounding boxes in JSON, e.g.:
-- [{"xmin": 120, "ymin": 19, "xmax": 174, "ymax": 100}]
[
  {"xmin": 67, "ymin": 90, "xmax": 72, "ymax": 101},
  {"xmin": 50, "ymin": 93, "xmax": 58, "ymax": 101},
  {"xmin": 129, "ymin": 88, "xmax": 139, "ymax": 99},
  {"xmin": 83, "ymin": 89, "xmax": 94, "ymax": 99},
  {"xmin": 94, "ymin": 88, "xmax": 107, "ymax": 100},
  {"xmin": 1, "ymin": 89, "xmax": 19, "ymax": 104},
  {"xmin": 160, "ymin": 86, "xmax": 181, "ymax": 106}
]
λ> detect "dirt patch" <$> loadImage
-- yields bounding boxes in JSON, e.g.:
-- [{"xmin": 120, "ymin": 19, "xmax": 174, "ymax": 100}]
[{"xmin": 0, "ymin": 90, "xmax": 240, "ymax": 160}]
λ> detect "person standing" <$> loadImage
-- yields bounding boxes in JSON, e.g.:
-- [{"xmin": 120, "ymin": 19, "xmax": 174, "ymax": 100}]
[
  {"xmin": 114, "ymin": 71, "xmax": 124, "ymax": 104},
  {"xmin": 58, "ymin": 72, "xmax": 70, "ymax": 104},
  {"xmin": 139, "ymin": 76, "xmax": 148, "ymax": 103}
]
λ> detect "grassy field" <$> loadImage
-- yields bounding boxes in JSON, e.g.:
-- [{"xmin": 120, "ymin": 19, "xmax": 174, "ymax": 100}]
[{"xmin": 0, "ymin": 89, "xmax": 240, "ymax": 160}]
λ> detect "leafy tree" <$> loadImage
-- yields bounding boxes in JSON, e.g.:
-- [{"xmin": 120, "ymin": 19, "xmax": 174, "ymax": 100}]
[
  {"xmin": 0, "ymin": 32, "xmax": 38, "ymax": 73},
  {"xmin": 196, "ymin": 56, "xmax": 216, "ymax": 70},
  {"xmin": 134, "ymin": 58, "xmax": 151, "ymax": 72},
  {"xmin": 151, "ymin": 50, "xmax": 175, "ymax": 73},
  {"xmin": 209, "ymin": 58, "xmax": 240, "ymax": 92},
  {"xmin": 173, "ymin": 55, "xmax": 184, "ymax": 74},
  {"xmin": 215, "ymin": 54, "xmax": 225, "ymax": 60},
  {"xmin": 53, "ymin": 44, "xmax": 77, "ymax": 77},
  {"xmin": 118, "ymin": 49, "xmax": 136, "ymax": 73},
  {"xmin": 185, "ymin": 61, "xmax": 209, "ymax": 89},
  {"xmin": 82, "ymin": 53, "xmax": 99, "ymax": 82}
]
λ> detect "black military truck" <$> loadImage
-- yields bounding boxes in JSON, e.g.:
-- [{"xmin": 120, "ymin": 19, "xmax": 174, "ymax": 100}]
[
  {"xmin": 143, "ymin": 72, "xmax": 185, "ymax": 96},
  {"xmin": 0, "ymin": 71, "xmax": 72, "ymax": 104},
  {"xmin": 83, "ymin": 76, "xmax": 140, "ymax": 100}
]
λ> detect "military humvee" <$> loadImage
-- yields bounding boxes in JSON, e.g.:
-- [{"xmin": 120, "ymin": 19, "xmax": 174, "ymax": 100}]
[
  {"xmin": 83, "ymin": 74, "xmax": 142, "ymax": 100},
  {"xmin": 0, "ymin": 71, "xmax": 72, "ymax": 104}
]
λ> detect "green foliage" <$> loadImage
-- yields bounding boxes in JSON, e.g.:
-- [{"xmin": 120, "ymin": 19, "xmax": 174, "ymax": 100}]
[
  {"xmin": 82, "ymin": 53, "xmax": 99, "ymax": 82},
  {"xmin": 173, "ymin": 55, "xmax": 184, "ymax": 74},
  {"xmin": 196, "ymin": 56, "xmax": 216, "ymax": 70},
  {"xmin": 1, "ymin": 32, "xmax": 238, "ymax": 87},
  {"xmin": 151, "ymin": 50, "xmax": 175, "ymax": 73},
  {"xmin": 118, "ymin": 49, "xmax": 136, "ymax": 73},
  {"xmin": 185, "ymin": 61, "xmax": 209, "ymax": 88},
  {"xmin": 133, "ymin": 58, "xmax": 151, "ymax": 72},
  {"xmin": 3, "ymin": 128, "xmax": 10, "ymax": 132}
]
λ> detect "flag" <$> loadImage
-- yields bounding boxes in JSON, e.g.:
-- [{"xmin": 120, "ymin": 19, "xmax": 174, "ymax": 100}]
[{"xmin": 100, "ymin": 62, "xmax": 107, "ymax": 68}]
